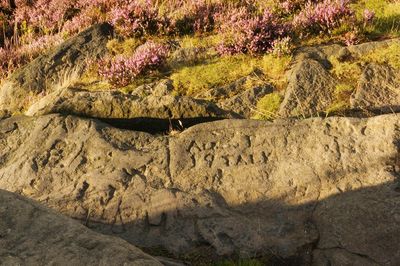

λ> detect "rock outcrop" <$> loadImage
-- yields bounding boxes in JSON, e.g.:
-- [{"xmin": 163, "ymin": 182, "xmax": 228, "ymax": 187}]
[
  {"xmin": 26, "ymin": 87, "xmax": 237, "ymax": 120},
  {"xmin": 278, "ymin": 38, "xmax": 400, "ymax": 118},
  {"xmin": 130, "ymin": 79, "xmax": 175, "ymax": 98},
  {"xmin": 0, "ymin": 113, "xmax": 399, "ymax": 264},
  {"xmin": 0, "ymin": 189, "xmax": 164, "ymax": 265},
  {"xmin": 1, "ymin": 22, "xmax": 400, "ymax": 265},
  {"xmin": 0, "ymin": 23, "xmax": 113, "ymax": 113},
  {"xmin": 25, "ymin": 87, "xmax": 239, "ymax": 132}
]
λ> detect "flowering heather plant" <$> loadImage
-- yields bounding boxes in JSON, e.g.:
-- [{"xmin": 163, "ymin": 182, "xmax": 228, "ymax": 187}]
[
  {"xmin": 216, "ymin": 7, "xmax": 289, "ymax": 55},
  {"xmin": 107, "ymin": 0, "xmax": 161, "ymax": 37},
  {"xmin": 19, "ymin": 34, "xmax": 63, "ymax": 57},
  {"xmin": 270, "ymin": 37, "xmax": 293, "ymax": 57},
  {"xmin": 280, "ymin": 1, "xmax": 296, "ymax": 14},
  {"xmin": 62, "ymin": 9, "xmax": 99, "ymax": 35},
  {"xmin": 13, "ymin": 0, "xmax": 76, "ymax": 34},
  {"xmin": 167, "ymin": 0, "xmax": 222, "ymax": 35},
  {"xmin": 343, "ymin": 30, "xmax": 360, "ymax": 46},
  {"xmin": 98, "ymin": 41, "xmax": 169, "ymax": 87},
  {"xmin": 293, "ymin": 0, "xmax": 354, "ymax": 34},
  {"xmin": 363, "ymin": 9, "xmax": 375, "ymax": 25}
]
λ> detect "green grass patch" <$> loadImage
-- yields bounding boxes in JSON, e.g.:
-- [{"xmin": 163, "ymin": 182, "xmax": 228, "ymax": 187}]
[
  {"xmin": 213, "ymin": 259, "xmax": 264, "ymax": 266},
  {"xmin": 253, "ymin": 93, "xmax": 283, "ymax": 120},
  {"xmin": 171, "ymin": 55, "xmax": 261, "ymax": 96},
  {"xmin": 106, "ymin": 38, "xmax": 144, "ymax": 56},
  {"xmin": 334, "ymin": 83, "xmax": 355, "ymax": 96},
  {"xmin": 325, "ymin": 83, "xmax": 355, "ymax": 115},
  {"xmin": 363, "ymin": 41, "xmax": 400, "ymax": 69},
  {"xmin": 260, "ymin": 54, "xmax": 292, "ymax": 90},
  {"xmin": 180, "ymin": 34, "xmax": 222, "ymax": 49},
  {"xmin": 329, "ymin": 56, "xmax": 362, "ymax": 84},
  {"xmin": 352, "ymin": 0, "xmax": 400, "ymax": 37},
  {"xmin": 170, "ymin": 53, "xmax": 291, "ymax": 97}
]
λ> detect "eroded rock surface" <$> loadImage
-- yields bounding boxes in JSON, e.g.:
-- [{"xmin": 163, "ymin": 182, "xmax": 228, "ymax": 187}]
[
  {"xmin": 25, "ymin": 87, "xmax": 239, "ymax": 132},
  {"xmin": 218, "ymin": 84, "xmax": 273, "ymax": 118},
  {"xmin": 0, "ymin": 114, "xmax": 399, "ymax": 265},
  {"xmin": 0, "ymin": 23, "xmax": 113, "ymax": 113},
  {"xmin": 26, "ymin": 87, "xmax": 237, "ymax": 120},
  {"xmin": 0, "ymin": 189, "xmax": 163, "ymax": 265},
  {"xmin": 279, "ymin": 39, "xmax": 400, "ymax": 118},
  {"xmin": 279, "ymin": 58, "xmax": 337, "ymax": 117},
  {"xmin": 351, "ymin": 63, "xmax": 400, "ymax": 112},
  {"xmin": 130, "ymin": 79, "xmax": 175, "ymax": 98}
]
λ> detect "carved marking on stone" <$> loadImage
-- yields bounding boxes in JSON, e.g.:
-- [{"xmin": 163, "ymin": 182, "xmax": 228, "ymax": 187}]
[
  {"xmin": 221, "ymin": 155, "xmax": 230, "ymax": 167},
  {"xmin": 185, "ymin": 138, "xmax": 271, "ymax": 169},
  {"xmin": 188, "ymin": 140, "xmax": 202, "ymax": 154}
]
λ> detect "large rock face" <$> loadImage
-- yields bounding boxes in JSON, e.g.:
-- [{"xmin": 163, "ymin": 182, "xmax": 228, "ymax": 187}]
[
  {"xmin": 0, "ymin": 23, "xmax": 113, "ymax": 113},
  {"xmin": 0, "ymin": 189, "xmax": 163, "ymax": 265},
  {"xmin": 0, "ymin": 114, "xmax": 399, "ymax": 265}
]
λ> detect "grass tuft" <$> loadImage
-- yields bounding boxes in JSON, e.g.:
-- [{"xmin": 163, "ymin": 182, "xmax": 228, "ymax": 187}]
[
  {"xmin": 352, "ymin": 0, "xmax": 400, "ymax": 37},
  {"xmin": 253, "ymin": 93, "xmax": 283, "ymax": 120},
  {"xmin": 171, "ymin": 55, "xmax": 260, "ymax": 96},
  {"xmin": 170, "ymin": 51, "xmax": 291, "ymax": 97},
  {"xmin": 106, "ymin": 38, "xmax": 144, "ymax": 56}
]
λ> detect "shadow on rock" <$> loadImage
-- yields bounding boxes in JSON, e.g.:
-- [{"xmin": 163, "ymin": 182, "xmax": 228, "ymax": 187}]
[{"xmin": 87, "ymin": 180, "xmax": 400, "ymax": 266}]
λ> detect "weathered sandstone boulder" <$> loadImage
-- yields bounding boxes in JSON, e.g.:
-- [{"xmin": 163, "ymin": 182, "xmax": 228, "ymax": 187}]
[
  {"xmin": 278, "ymin": 58, "xmax": 337, "ymax": 117},
  {"xmin": 279, "ymin": 39, "xmax": 400, "ymax": 118},
  {"xmin": 25, "ymin": 87, "xmax": 239, "ymax": 132},
  {"xmin": 26, "ymin": 87, "xmax": 237, "ymax": 120},
  {"xmin": 0, "ymin": 189, "xmax": 163, "ymax": 265},
  {"xmin": 130, "ymin": 79, "xmax": 174, "ymax": 98},
  {"xmin": 0, "ymin": 23, "xmax": 113, "ymax": 113},
  {"xmin": 218, "ymin": 84, "xmax": 273, "ymax": 118},
  {"xmin": 351, "ymin": 63, "xmax": 400, "ymax": 112},
  {"xmin": 197, "ymin": 76, "xmax": 268, "ymax": 101},
  {"xmin": 0, "ymin": 114, "xmax": 399, "ymax": 265},
  {"xmin": 346, "ymin": 38, "xmax": 399, "ymax": 57}
]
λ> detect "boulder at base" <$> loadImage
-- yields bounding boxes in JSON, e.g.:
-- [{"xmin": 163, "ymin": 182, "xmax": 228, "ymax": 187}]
[
  {"xmin": 0, "ymin": 189, "xmax": 163, "ymax": 266},
  {"xmin": 0, "ymin": 114, "xmax": 399, "ymax": 265}
]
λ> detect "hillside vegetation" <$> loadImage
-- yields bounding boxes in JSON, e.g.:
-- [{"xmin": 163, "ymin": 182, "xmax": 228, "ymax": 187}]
[{"xmin": 1, "ymin": 0, "xmax": 399, "ymax": 91}]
